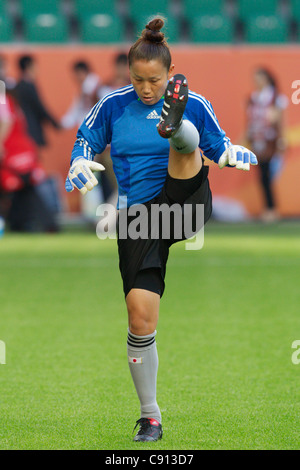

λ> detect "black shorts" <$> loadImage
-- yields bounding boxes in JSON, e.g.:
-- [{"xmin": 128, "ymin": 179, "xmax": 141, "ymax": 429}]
[{"xmin": 117, "ymin": 164, "xmax": 212, "ymax": 298}]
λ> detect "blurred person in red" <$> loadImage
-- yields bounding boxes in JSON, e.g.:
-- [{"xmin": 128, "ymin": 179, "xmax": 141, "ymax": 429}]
[
  {"xmin": 15, "ymin": 55, "xmax": 61, "ymax": 149},
  {"xmin": 0, "ymin": 59, "xmax": 59, "ymax": 232},
  {"xmin": 246, "ymin": 67, "xmax": 287, "ymax": 223}
]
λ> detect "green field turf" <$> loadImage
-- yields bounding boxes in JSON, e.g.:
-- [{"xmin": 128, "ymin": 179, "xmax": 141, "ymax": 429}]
[{"xmin": 0, "ymin": 222, "xmax": 299, "ymax": 450}]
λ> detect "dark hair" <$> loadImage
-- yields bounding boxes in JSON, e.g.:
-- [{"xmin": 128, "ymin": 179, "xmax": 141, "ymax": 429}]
[
  {"xmin": 128, "ymin": 18, "xmax": 171, "ymax": 71},
  {"xmin": 73, "ymin": 61, "xmax": 90, "ymax": 73},
  {"xmin": 255, "ymin": 67, "xmax": 278, "ymax": 91},
  {"xmin": 115, "ymin": 53, "xmax": 128, "ymax": 66},
  {"xmin": 18, "ymin": 55, "xmax": 34, "ymax": 72}
]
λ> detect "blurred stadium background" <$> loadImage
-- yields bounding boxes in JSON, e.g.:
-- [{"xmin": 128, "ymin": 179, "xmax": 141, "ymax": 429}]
[
  {"xmin": 0, "ymin": 0, "xmax": 299, "ymax": 226},
  {"xmin": 1, "ymin": 0, "xmax": 300, "ymax": 44}
]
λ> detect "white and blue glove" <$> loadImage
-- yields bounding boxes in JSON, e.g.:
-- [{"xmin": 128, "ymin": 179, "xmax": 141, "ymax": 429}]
[
  {"xmin": 65, "ymin": 157, "xmax": 105, "ymax": 195},
  {"xmin": 218, "ymin": 145, "xmax": 257, "ymax": 171}
]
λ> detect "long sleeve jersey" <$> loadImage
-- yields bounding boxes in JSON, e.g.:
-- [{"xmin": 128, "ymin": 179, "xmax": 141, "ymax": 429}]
[{"xmin": 70, "ymin": 84, "xmax": 231, "ymax": 208}]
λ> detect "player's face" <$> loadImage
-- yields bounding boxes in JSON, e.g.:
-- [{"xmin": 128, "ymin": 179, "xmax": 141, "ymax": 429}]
[{"xmin": 130, "ymin": 59, "xmax": 174, "ymax": 106}]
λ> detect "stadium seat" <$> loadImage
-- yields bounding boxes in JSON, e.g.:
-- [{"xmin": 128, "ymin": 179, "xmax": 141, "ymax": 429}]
[
  {"xmin": 0, "ymin": 1, "xmax": 6, "ymax": 15},
  {"xmin": 79, "ymin": 13, "xmax": 124, "ymax": 43},
  {"xmin": 183, "ymin": 0, "xmax": 225, "ymax": 20},
  {"xmin": 245, "ymin": 15, "xmax": 289, "ymax": 43},
  {"xmin": 128, "ymin": 0, "xmax": 170, "ymax": 23},
  {"xmin": 291, "ymin": 0, "xmax": 300, "ymax": 22},
  {"xmin": 134, "ymin": 14, "xmax": 180, "ymax": 42},
  {"xmin": 23, "ymin": 13, "xmax": 69, "ymax": 43},
  {"xmin": 190, "ymin": 14, "xmax": 234, "ymax": 43},
  {"xmin": 0, "ymin": 14, "xmax": 13, "ymax": 42},
  {"xmin": 20, "ymin": 0, "xmax": 60, "ymax": 17},
  {"xmin": 74, "ymin": 0, "xmax": 117, "ymax": 15},
  {"xmin": 237, "ymin": 0, "xmax": 279, "ymax": 21}
]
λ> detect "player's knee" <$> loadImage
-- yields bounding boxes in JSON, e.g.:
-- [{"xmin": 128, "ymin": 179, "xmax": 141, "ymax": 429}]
[{"xmin": 127, "ymin": 301, "xmax": 156, "ymax": 336}]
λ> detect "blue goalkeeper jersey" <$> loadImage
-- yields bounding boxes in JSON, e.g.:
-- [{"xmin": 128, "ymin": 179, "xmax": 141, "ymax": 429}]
[{"xmin": 70, "ymin": 84, "xmax": 231, "ymax": 208}]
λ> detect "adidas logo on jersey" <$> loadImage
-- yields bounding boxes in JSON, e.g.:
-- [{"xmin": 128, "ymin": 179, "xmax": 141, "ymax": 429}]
[{"xmin": 146, "ymin": 110, "xmax": 160, "ymax": 119}]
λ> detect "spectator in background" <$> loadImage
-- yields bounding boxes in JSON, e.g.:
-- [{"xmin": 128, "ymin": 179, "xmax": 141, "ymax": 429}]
[
  {"xmin": 246, "ymin": 67, "xmax": 287, "ymax": 223},
  {"xmin": 0, "ymin": 55, "xmax": 15, "ymax": 91},
  {"xmin": 15, "ymin": 55, "xmax": 61, "ymax": 148},
  {"xmin": 0, "ymin": 57, "xmax": 59, "ymax": 232},
  {"xmin": 61, "ymin": 60, "xmax": 101, "ymax": 130},
  {"xmin": 98, "ymin": 52, "xmax": 130, "ymax": 100}
]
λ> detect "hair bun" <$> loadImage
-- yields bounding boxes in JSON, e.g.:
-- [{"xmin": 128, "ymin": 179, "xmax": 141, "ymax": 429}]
[
  {"xmin": 143, "ymin": 18, "xmax": 165, "ymax": 43},
  {"xmin": 128, "ymin": 16, "xmax": 171, "ymax": 70}
]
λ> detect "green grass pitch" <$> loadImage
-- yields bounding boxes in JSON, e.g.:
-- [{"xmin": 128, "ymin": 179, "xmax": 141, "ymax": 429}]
[{"xmin": 0, "ymin": 222, "xmax": 299, "ymax": 450}]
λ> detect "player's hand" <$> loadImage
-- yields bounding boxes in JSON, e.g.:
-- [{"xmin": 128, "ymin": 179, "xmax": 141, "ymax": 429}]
[
  {"xmin": 65, "ymin": 157, "xmax": 105, "ymax": 195},
  {"xmin": 218, "ymin": 145, "xmax": 258, "ymax": 171}
]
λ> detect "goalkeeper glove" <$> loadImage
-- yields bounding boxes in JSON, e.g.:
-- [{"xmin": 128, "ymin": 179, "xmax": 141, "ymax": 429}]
[
  {"xmin": 65, "ymin": 157, "xmax": 105, "ymax": 195},
  {"xmin": 218, "ymin": 145, "xmax": 257, "ymax": 171}
]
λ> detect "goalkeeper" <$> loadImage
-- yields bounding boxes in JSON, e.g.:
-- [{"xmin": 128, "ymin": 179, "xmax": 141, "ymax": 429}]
[{"xmin": 65, "ymin": 18, "xmax": 257, "ymax": 442}]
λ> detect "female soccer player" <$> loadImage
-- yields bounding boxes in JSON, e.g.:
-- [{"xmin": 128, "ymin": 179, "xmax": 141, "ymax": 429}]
[{"xmin": 66, "ymin": 18, "xmax": 257, "ymax": 442}]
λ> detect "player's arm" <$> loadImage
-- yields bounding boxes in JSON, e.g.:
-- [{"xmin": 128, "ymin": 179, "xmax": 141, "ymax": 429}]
[
  {"xmin": 195, "ymin": 97, "xmax": 258, "ymax": 171},
  {"xmin": 65, "ymin": 100, "xmax": 111, "ymax": 195}
]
